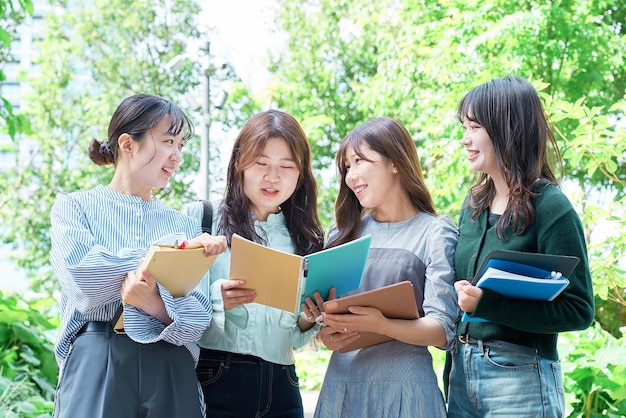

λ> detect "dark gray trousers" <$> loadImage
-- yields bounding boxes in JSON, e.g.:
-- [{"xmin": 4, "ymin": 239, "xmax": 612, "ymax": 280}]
[{"xmin": 53, "ymin": 323, "xmax": 204, "ymax": 418}]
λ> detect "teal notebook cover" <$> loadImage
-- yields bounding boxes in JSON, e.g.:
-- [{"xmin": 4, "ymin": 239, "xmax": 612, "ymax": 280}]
[{"xmin": 300, "ymin": 234, "xmax": 372, "ymax": 306}]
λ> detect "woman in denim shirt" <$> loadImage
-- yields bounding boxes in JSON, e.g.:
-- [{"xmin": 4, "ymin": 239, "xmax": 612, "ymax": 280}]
[{"xmin": 315, "ymin": 117, "xmax": 459, "ymax": 418}]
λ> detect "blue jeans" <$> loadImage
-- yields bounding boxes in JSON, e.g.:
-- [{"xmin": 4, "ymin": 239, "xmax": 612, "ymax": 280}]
[
  {"xmin": 447, "ymin": 339, "xmax": 565, "ymax": 417},
  {"xmin": 196, "ymin": 349, "xmax": 304, "ymax": 417}
]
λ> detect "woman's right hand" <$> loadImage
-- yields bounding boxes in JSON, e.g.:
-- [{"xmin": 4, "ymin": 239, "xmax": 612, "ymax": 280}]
[
  {"xmin": 121, "ymin": 269, "xmax": 172, "ymax": 325},
  {"xmin": 221, "ymin": 279, "xmax": 256, "ymax": 310},
  {"xmin": 186, "ymin": 233, "xmax": 228, "ymax": 256},
  {"xmin": 455, "ymin": 280, "xmax": 483, "ymax": 313},
  {"xmin": 317, "ymin": 321, "xmax": 359, "ymax": 351}
]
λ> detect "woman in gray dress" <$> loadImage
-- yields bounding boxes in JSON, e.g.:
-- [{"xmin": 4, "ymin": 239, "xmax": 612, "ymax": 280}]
[{"xmin": 314, "ymin": 117, "xmax": 459, "ymax": 418}]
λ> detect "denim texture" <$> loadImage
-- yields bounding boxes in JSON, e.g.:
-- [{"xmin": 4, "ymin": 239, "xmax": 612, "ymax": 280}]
[
  {"xmin": 447, "ymin": 340, "xmax": 565, "ymax": 417},
  {"xmin": 197, "ymin": 349, "xmax": 303, "ymax": 417}
]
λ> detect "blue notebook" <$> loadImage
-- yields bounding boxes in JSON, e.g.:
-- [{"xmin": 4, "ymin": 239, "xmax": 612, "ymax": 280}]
[
  {"xmin": 462, "ymin": 250, "xmax": 579, "ymax": 322},
  {"xmin": 230, "ymin": 234, "xmax": 372, "ymax": 314},
  {"xmin": 302, "ymin": 235, "xmax": 372, "ymax": 305}
]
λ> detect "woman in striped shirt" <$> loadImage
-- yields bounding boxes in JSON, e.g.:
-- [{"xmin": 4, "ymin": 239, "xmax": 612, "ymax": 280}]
[{"xmin": 49, "ymin": 94, "xmax": 226, "ymax": 418}]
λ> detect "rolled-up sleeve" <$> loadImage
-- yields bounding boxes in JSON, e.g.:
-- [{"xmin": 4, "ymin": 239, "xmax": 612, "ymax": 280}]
[
  {"xmin": 50, "ymin": 193, "xmax": 144, "ymax": 313},
  {"xmin": 124, "ymin": 287, "xmax": 211, "ymax": 347},
  {"xmin": 422, "ymin": 217, "xmax": 460, "ymax": 351}
]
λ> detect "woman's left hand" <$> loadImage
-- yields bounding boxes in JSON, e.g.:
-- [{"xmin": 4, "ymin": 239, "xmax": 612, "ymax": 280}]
[
  {"xmin": 317, "ymin": 321, "xmax": 359, "ymax": 351},
  {"xmin": 297, "ymin": 291, "xmax": 327, "ymax": 331},
  {"xmin": 300, "ymin": 289, "xmax": 332, "ymax": 324}
]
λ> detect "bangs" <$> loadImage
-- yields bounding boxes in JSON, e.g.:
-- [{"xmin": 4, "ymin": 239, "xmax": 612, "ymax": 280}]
[
  {"xmin": 167, "ymin": 108, "xmax": 194, "ymax": 142},
  {"xmin": 457, "ymin": 82, "xmax": 492, "ymax": 128},
  {"xmin": 337, "ymin": 134, "xmax": 371, "ymax": 173},
  {"xmin": 457, "ymin": 95, "xmax": 480, "ymax": 125}
]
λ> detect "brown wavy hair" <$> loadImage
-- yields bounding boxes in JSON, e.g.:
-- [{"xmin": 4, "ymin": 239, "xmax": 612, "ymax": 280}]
[{"xmin": 328, "ymin": 117, "xmax": 436, "ymax": 248}]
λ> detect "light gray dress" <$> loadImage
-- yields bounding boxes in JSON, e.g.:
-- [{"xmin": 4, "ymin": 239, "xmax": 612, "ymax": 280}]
[{"xmin": 314, "ymin": 212, "xmax": 459, "ymax": 418}]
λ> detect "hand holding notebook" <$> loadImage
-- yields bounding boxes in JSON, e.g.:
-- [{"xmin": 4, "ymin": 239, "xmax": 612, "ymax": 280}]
[
  {"xmin": 229, "ymin": 234, "xmax": 372, "ymax": 314},
  {"xmin": 461, "ymin": 250, "xmax": 579, "ymax": 322},
  {"xmin": 322, "ymin": 281, "xmax": 420, "ymax": 352},
  {"xmin": 113, "ymin": 244, "xmax": 218, "ymax": 333}
]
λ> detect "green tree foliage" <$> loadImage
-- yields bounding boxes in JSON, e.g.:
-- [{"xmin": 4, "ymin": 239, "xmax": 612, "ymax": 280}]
[
  {"xmin": 0, "ymin": 2, "xmax": 252, "ymax": 414},
  {"xmin": 0, "ymin": 2, "xmax": 53, "ymax": 415},
  {"xmin": 272, "ymin": 0, "xmax": 626, "ymax": 415},
  {"xmin": 272, "ymin": 0, "xmax": 626, "ymax": 211},
  {"xmin": 1, "ymin": 0, "xmax": 625, "ymax": 415},
  {"xmin": 0, "ymin": 0, "xmax": 210, "ymax": 296},
  {"xmin": 0, "ymin": 0, "xmax": 32, "ymax": 138},
  {"xmin": 0, "ymin": 291, "xmax": 56, "ymax": 417}
]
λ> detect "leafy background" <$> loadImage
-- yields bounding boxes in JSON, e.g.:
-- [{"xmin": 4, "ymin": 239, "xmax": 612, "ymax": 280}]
[{"xmin": 0, "ymin": 0, "xmax": 625, "ymax": 416}]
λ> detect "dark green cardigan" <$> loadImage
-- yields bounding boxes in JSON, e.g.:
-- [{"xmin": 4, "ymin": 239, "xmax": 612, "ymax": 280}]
[{"xmin": 454, "ymin": 182, "xmax": 594, "ymax": 361}]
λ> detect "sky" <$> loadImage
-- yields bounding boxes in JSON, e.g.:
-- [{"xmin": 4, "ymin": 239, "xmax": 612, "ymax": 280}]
[{"xmin": 201, "ymin": 0, "xmax": 278, "ymax": 92}]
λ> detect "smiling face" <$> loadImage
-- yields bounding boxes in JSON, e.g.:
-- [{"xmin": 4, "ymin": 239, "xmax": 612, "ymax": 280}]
[
  {"xmin": 242, "ymin": 136, "xmax": 300, "ymax": 221},
  {"xmin": 111, "ymin": 115, "xmax": 185, "ymax": 201},
  {"xmin": 460, "ymin": 118, "xmax": 501, "ymax": 179},
  {"xmin": 134, "ymin": 117, "xmax": 185, "ymax": 188},
  {"xmin": 343, "ymin": 143, "xmax": 399, "ymax": 212}
]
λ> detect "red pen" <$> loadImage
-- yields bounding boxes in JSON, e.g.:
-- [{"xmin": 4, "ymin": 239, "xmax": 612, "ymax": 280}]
[{"xmin": 178, "ymin": 240, "xmax": 187, "ymax": 249}]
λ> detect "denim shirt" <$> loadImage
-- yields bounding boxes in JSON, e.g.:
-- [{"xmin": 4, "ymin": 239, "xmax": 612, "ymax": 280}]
[{"xmin": 359, "ymin": 212, "xmax": 460, "ymax": 350}]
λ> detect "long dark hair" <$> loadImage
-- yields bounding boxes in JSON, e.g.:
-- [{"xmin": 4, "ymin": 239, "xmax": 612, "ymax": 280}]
[
  {"xmin": 457, "ymin": 75, "xmax": 562, "ymax": 238},
  {"xmin": 88, "ymin": 93, "xmax": 194, "ymax": 166},
  {"xmin": 217, "ymin": 110, "xmax": 324, "ymax": 255},
  {"xmin": 328, "ymin": 117, "xmax": 436, "ymax": 248}
]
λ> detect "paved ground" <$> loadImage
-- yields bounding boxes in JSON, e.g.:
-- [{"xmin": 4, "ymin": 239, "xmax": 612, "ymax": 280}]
[{"xmin": 301, "ymin": 390, "xmax": 319, "ymax": 417}]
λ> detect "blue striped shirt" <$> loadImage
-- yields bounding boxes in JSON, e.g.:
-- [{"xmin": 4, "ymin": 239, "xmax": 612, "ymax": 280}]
[{"xmin": 50, "ymin": 185, "xmax": 212, "ymax": 371}]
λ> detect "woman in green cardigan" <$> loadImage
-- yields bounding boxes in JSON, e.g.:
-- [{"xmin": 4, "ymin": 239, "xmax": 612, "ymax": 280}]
[{"xmin": 446, "ymin": 76, "xmax": 594, "ymax": 417}]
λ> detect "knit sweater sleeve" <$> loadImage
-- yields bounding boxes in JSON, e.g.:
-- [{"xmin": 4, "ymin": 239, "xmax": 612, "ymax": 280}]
[{"xmin": 472, "ymin": 188, "xmax": 595, "ymax": 333}]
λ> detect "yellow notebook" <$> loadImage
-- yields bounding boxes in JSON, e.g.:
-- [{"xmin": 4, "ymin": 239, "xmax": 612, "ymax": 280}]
[
  {"xmin": 112, "ymin": 245, "xmax": 217, "ymax": 333},
  {"xmin": 229, "ymin": 233, "xmax": 372, "ymax": 314}
]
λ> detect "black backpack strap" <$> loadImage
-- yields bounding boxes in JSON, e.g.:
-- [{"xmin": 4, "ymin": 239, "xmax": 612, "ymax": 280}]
[{"xmin": 200, "ymin": 199, "xmax": 213, "ymax": 234}]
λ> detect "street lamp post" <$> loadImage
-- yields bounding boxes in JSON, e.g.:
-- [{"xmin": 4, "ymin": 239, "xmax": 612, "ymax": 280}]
[
  {"xmin": 200, "ymin": 41, "xmax": 211, "ymax": 201},
  {"xmin": 167, "ymin": 41, "xmax": 226, "ymax": 200}
]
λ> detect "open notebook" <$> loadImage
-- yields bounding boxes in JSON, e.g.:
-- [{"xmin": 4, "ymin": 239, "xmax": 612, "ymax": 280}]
[{"xmin": 230, "ymin": 234, "xmax": 372, "ymax": 314}]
